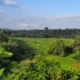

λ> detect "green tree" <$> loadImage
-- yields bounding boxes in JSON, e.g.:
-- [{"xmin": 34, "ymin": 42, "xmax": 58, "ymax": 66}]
[
  {"xmin": 72, "ymin": 36, "xmax": 80, "ymax": 53},
  {"xmin": 48, "ymin": 40, "xmax": 65, "ymax": 56},
  {"xmin": 0, "ymin": 29, "xmax": 8, "ymax": 42}
]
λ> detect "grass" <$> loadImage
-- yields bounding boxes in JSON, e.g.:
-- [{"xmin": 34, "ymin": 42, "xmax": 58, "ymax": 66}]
[
  {"xmin": 13, "ymin": 38, "xmax": 57, "ymax": 53},
  {"xmin": 12, "ymin": 37, "xmax": 76, "ymax": 69},
  {"xmin": 44, "ymin": 53, "xmax": 76, "ymax": 70},
  {"xmin": 13, "ymin": 37, "xmax": 74, "ymax": 53}
]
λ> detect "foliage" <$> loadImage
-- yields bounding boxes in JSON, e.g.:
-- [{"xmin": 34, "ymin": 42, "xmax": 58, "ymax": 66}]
[
  {"xmin": 72, "ymin": 36, "xmax": 80, "ymax": 53},
  {"xmin": 73, "ymin": 51, "xmax": 80, "ymax": 62},
  {"xmin": 11, "ymin": 38, "xmax": 36, "ymax": 60},
  {"xmin": 1, "ymin": 40, "xmax": 23, "ymax": 61},
  {"xmin": 72, "ymin": 36, "xmax": 80, "ymax": 61},
  {"xmin": 0, "ymin": 48, "xmax": 13, "ymax": 77},
  {"xmin": 0, "ymin": 29, "xmax": 13, "ymax": 78},
  {"xmin": 4, "ymin": 28, "xmax": 80, "ymax": 38},
  {"xmin": 0, "ymin": 29, "xmax": 8, "ymax": 42},
  {"xmin": 2, "ymin": 54, "xmax": 80, "ymax": 80},
  {"xmin": 0, "ymin": 68, "xmax": 5, "ymax": 76},
  {"xmin": 0, "ymin": 48, "xmax": 12, "ymax": 58},
  {"xmin": 25, "ymin": 54, "xmax": 62, "ymax": 80},
  {"xmin": 48, "ymin": 40, "xmax": 73, "ymax": 57}
]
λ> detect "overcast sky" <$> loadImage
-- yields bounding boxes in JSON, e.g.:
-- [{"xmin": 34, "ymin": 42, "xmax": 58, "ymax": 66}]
[{"xmin": 0, "ymin": 0, "xmax": 80, "ymax": 30}]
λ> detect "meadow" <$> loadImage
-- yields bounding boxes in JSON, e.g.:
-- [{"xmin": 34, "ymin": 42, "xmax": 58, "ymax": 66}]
[{"xmin": 13, "ymin": 37, "xmax": 76, "ymax": 70}]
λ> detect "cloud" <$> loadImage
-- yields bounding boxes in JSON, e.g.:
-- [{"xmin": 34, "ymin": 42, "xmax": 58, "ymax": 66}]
[
  {"xmin": 18, "ymin": 23, "xmax": 37, "ymax": 29},
  {"xmin": 0, "ymin": 0, "xmax": 18, "ymax": 8},
  {"xmin": 0, "ymin": 0, "xmax": 15, "ymax": 6},
  {"xmin": 4, "ymin": 18, "xmax": 10, "ymax": 22},
  {"xmin": 49, "ymin": 14, "xmax": 80, "ymax": 21},
  {"xmin": 0, "ymin": 0, "xmax": 33, "ymax": 10},
  {"xmin": 20, "ymin": 23, "xmax": 29, "ymax": 27},
  {"xmin": 3, "ymin": 0, "xmax": 16, "ymax": 5},
  {"xmin": 1, "ymin": 13, "xmax": 80, "ymax": 30},
  {"xmin": 21, "ymin": 6, "xmax": 33, "ymax": 10},
  {"xmin": 19, "ymin": 23, "xmax": 29, "ymax": 29}
]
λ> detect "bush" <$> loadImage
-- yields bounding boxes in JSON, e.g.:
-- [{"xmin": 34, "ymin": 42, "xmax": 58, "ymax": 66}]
[
  {"xmin": 0, "ymin": 29, "xmax": 9, "ymax": 43},
  {"xmin": 48, "ymin": 40, "xmax": 73, "ymax": 57}
]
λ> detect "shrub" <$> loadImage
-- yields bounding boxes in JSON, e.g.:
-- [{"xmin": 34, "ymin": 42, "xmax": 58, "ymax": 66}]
[{"xmin": 48, "ymin": 40, "xmax": 73, "ymax": 57}]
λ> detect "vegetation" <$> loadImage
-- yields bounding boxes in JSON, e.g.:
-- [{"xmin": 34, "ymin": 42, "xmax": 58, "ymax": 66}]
[
  {"xmin": 4, "ymin": 28, "xmax": 80, "ymax": 38},
  {"xmin": 1, "ymin": 28, "xmax": 80, "ymax": 80}
]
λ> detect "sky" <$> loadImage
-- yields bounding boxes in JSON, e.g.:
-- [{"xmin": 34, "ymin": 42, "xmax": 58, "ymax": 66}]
[{"xmin": 0, "ymin": 0, "xmax": 80, "ymax": 30}]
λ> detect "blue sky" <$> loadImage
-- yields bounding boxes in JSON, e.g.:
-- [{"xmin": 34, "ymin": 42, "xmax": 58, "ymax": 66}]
[{"xmin": 0, "ymin": 0, "xmax": 80, "ymax": 30}]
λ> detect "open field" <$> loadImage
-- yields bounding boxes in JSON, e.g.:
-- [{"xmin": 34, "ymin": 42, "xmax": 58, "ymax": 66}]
[
  {"xmin": 12, "ymin": 37, "xmax": 76, "ymax": 69},
  {"xmin": 13, "ymin": 38, "xmax": 74, "ymax": 53}
]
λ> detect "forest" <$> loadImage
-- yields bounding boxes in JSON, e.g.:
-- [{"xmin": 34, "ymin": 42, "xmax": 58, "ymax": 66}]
[
  {"xmin": 3, "ymin": 27, "xmax": 80, "ymax": 38},
  {"xmin": 0, "ymin": 28, "xmax": 80, "ymax": 80}
]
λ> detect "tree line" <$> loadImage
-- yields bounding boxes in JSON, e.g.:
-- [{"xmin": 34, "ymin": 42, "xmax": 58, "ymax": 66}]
[{"xmin": 3, "ymin": 27, "xmax": 80, "ymax": 38}]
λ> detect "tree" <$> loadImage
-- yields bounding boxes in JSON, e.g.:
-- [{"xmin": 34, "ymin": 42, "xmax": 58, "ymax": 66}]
[
  {"xmin": 44, "ymin": 27, "xmax": 48, "ymax": 31},
  {"xmin": 0, "ymin": 29, "xmax": 8, "ymax": 42},
  {"xmin": 72, "ymin": 36, "xmax": 80, "ymax": 53},
  {"xmin": 48, "ymin": 40, "xmax": 73, "ymax": 57},
  {"xmin": 48, "ymin": 40, "xmax": 65, "ymax": 56}
]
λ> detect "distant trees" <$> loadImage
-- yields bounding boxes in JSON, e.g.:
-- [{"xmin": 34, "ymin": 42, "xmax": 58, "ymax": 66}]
[{"xmin": 3, "ymin": 28, "xmax": 80, "ymax": 38}]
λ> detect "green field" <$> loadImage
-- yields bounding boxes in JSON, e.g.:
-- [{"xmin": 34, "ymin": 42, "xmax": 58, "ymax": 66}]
[{"xmin": 12, "ymin": 37, "xmax": 76, "ymax": 70}]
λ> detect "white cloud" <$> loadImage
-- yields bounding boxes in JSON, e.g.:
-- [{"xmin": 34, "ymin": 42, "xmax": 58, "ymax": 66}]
[
  {"xmin": 3, "ymin": 0, "xmax": 16, "ymax": 5},
  {"xmin": 20, "ymin": 23, "xmax": 29, "ymax": 27},
  {"xmin": 21, "ymin": 6, "xmax": 33, "ymax": 10},
  {"xmin": 4, "ymin": 19, "xmax": 10, "ymax": 22},
  {"xmin": 48, "ymin": 14, "xmax": 80, "ymax": 21},
  {"xmin": 30, "ymin": 24, "xmax": 37, "ymax": 29},
  {"xmin": 0, "ymin": 0, "xmax": 33, "ymax": 10},
  {"xmin": 1, "ymin": 13, "xmax": 80, "ymax": 30},
  {"xmin": 21, "ymin": 6, "xmax": 28, "ymax": 9},
  {"xmin": 18, "ymin": 23, "xmax": 37, "ymax": 29},
  {"xmin": 19, "ymin": 23, "xmax": 29, "ymax": 29}
]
